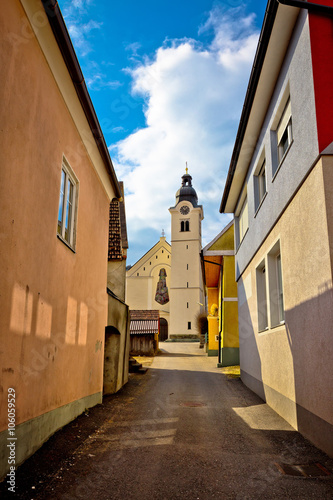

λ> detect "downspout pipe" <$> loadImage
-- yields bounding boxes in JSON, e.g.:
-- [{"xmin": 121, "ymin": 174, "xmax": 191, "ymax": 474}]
[{"xmin": 277, "ymin": 0, "xmax": 333, "ymax": 16}]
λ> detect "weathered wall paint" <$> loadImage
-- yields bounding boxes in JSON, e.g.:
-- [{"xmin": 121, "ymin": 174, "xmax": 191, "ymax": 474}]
[{"xmin": 0, "ymin": 0, "xmax": 116, "ymax": 478}]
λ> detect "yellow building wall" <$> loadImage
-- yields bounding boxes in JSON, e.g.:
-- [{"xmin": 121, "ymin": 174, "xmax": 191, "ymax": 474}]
[
  {"xmin": 209, "ymin": 224, "xmax": 234, "ymax": 251},
  {"xmin": 207, "ymin": 288, "xmax": 219, "ymax": 352},
  {"xmin": 222, "ymin": 255, "xmax": 239, "ymax": 349},
  {"xmin": 204, "ymin": 223, "xmax": 239, "ymax": 363}
]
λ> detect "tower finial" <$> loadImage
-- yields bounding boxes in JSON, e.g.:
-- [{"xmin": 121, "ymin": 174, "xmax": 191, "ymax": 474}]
[
  {"xmin": 185, "ymin": 161, "xmax": 188, "ymax": 175},
  {"xmin": 161, "ymin": 228, "xmax": 165, "ymax": 237}
]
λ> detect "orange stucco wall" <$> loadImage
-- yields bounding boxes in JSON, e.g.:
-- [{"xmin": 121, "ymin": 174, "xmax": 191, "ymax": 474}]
[{"xmin": 0, "ymin": 0, "xmax": 113, "ymax": 431}]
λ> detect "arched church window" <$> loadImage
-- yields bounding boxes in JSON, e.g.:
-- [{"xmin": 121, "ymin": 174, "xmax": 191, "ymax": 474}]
[
  {"xmin": 185, "ymin": 220, "xmax": 190, "ymax": 231},
  {"xmin": 180, "ymin": 221, "xmax": 185, "ymax": 232}
]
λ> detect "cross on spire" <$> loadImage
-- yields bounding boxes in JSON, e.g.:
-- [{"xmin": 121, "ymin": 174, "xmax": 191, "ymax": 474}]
[{"xmin": 185, "ymin": 161, "xmax": 188, "ymax": 175}]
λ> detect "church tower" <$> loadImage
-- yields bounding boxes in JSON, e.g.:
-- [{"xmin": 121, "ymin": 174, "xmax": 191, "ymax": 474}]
[{"xmin": 169, "ymin": 169, "xmax": 204, "ymax": 338}]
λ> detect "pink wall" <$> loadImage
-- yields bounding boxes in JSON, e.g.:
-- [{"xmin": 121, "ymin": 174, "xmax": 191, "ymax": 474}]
[{"xmin": 0, "ymin": 0, "xmax": 112, "ymax": 430}]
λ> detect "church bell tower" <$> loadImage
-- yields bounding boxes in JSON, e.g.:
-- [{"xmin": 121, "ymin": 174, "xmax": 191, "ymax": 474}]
[{"xmin": 169, "ymin": 169, "xmax": 204, "ymax": 338}]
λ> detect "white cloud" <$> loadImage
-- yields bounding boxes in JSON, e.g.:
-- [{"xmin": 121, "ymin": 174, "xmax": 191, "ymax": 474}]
[
  {"xmin": 62, "ymin": 1, "xmax": 102, "ymax": 57},
  {"xmin": 111, "ymin": 6, "xmax": 259, "ymax": 264},
  {"xmin": 85, "ymin": 72, "xmax": 122, "ymax": 91}
]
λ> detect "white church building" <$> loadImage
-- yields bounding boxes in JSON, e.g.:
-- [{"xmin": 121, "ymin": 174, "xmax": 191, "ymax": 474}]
[{"xmin": 126, "ymin": 171, "xmax": 205, "ymax": 340}]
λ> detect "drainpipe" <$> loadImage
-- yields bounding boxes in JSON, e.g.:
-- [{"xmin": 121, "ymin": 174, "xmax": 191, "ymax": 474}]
[{"xmin": 277, "ymin": 0, "xmax": 333, "ymax": 16}]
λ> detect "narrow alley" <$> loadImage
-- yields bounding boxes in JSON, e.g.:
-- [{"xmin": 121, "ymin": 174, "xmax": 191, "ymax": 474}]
[{"xmin": 5, "ymin": 343, "xmax": 333, "ymax": 500}]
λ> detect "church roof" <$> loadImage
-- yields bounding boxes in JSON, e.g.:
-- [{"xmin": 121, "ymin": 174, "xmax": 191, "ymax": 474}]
[
  {"xmin": 175, "ymin": 172, "xmax": 198, "ymax": 207},
  {"xmin": 126, "ymin": 237, "xmax": 171, "ymax": 273}
]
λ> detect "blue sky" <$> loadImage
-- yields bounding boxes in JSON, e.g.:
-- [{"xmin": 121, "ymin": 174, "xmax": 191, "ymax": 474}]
[{"xmin": 58, "ymin": 0, "xmax": 266, "ymax": 265}]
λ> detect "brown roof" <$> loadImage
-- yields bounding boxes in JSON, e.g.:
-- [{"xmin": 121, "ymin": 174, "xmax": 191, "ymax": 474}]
[
  {"xmin": 108, "ymin": 183, "xmax": 128, "ymax": 261},
  {"xmin": 119, "ymin": 182, "xmax": 128, "ymax": 250},
  {"xmin": 130, "ymin": 310, "xmax": 160, "ymax": 320},
  {"xmin": 129, "ymin": 310, "xmax": 160, "ymax": 335},
  {"xmin": 108, "ymin": 200, "xmax": 122, "ymax": 260}
]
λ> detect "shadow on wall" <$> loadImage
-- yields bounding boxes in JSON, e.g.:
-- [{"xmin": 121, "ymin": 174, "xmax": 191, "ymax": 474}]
[
  {"xmin": 285, "ymin": 285, "xmax": 333, "ymax": 456},
  {"xmin": 237, "ymin": 275, "xmax": 264, "ymax": 402},
  {"xmin": 4, "ymin": 282, "xmax": 109, "ymax": 390},
  {"xmin": 238, "ymin": 270, "xmax": 333, "ymax": 457}
]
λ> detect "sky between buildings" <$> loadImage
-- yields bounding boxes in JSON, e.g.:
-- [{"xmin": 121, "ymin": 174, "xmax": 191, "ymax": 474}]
[{"xmin": 57, "ymin": 0, "xmax": 266, "ymax": 266}]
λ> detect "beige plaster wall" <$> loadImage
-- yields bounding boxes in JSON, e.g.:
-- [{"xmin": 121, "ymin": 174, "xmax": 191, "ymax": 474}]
[
  {"xmin": 105, "ymin": 295, "xmax": 130, "ymax": 394},
  {"xmin": 126, "ymin": 238, "xmax": 171, "ymax": 327},
  {"xmin": 238, "ymin": 159, "xmax": 333, "ymax": 450},
  {"xmin": 107, "ymin": 260, "xmax": 127, "ymax": 302},
  {"xmin": 0, "ymin": 0, "xmax": 114, "ymax": 442}
]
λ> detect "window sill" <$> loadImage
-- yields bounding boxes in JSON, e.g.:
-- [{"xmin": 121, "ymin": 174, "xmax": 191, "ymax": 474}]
[
  {"xmin": 254, "ymin": 192, "xmax": 268, "ymax": 218},
  {"xmin": 258, "ymin": 321, "xmax": 285, "ymax": 335},
  {"xmin": 258, "ymin": 327, "xmax": 269, "ymax": 334},
  {"xmin": 270, "ymin": 320, "xmax": 285, "ymax": 329},
  {"xmin": 57, "ymin": 233, "xmax": 76, "ymax": 253},
  {"xmin": 272, "ymin": 140, "xmax": 294, "ymax": 183}
]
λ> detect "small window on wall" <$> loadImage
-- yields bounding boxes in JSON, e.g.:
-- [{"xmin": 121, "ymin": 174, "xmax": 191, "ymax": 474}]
[
  {"xmin": 255, "ymin": 159, "xmax": 266, "ymax": 211},
  {"xmin": 57, "ymin": 159, "xmax": 78, "ymax": 250},
  {"xmin": 267, "ymin": 241, "xmax": 285, "ymax": 326},
  {"xmin": 237, "ymin": 196, "xmax": 248, "ymax": 246},
  {"xmin": 277, "ymin": 99, "xmax": 292, "ymax": 165},
  {"xmin": 188, "ymin": 322, "xmax": 191, "ymax": 330},
  {"xmin": 256, "ymin": 260, "xmax": 268, "ymax": 332}
]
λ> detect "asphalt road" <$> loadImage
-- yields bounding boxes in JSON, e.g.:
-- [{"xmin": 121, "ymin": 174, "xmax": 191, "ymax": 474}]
[{"xmin": 3, "ymin": 343, "xmax": 333, "ymax": 499}]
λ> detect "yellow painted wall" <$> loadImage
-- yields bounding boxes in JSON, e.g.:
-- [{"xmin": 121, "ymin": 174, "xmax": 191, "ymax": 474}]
[
  {"xmin": 207, "ymin": 288, "xmax": 219, "ymax": 350},
  {"xmin": 222, "ymin": 301, "xmax": 239, "ymax": 348},
  {"xmin": 204, "ymin": 222, "xmax": 239, "ymax": 356},
  {"xmin": 221, "ymin": 255, "xmax": 239, "ymax": 348},
  {"xmin": 208, "ymin": 317, "xmax": 219, "ymax": 351},
  {"xmin": 223, "ymin": 256, "xmax": 237, "ymax": 299},
  {"xmin": 209, "ymin": 223, "xmax": 234, "ymax": 251}
]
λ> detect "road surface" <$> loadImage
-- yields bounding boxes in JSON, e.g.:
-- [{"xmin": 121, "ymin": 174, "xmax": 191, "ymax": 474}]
[{"xmin": 3, "ymin": 342, "xmax": 333, "ymax": 499}]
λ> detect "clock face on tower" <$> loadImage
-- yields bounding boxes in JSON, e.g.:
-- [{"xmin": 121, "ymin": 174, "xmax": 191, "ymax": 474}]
[{"xmin": 180, "ymin": 205, "xmax": 190, "ymax": 215}]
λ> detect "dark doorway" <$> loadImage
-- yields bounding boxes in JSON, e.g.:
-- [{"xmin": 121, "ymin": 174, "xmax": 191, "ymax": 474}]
[{"xmin": 159, "ymin": 318, "xmax": 168, "ymax": 342}]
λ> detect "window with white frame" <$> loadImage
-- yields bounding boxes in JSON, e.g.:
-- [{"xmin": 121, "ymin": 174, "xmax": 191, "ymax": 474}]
[
  {"xmin": 238, "ymin": 196, "xmax": 248, "ymax": 244},
  {"xmin": 256, "ymin": 260, "xmax": 268, "ymax": 332},
  {"xmin": 267, "ymin": 241, "xmax": 285, "ymax": 327},
  {"xmin": 254, "ymin": 159, "xmax": 266, "ymax": 211},
  {"xmin": 57, "ymin": 159, "xmax": 78, "ymax": 249},
  {"xmin": 277, "ymin": 99, "xmax": 292, "ymax": 164}
]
